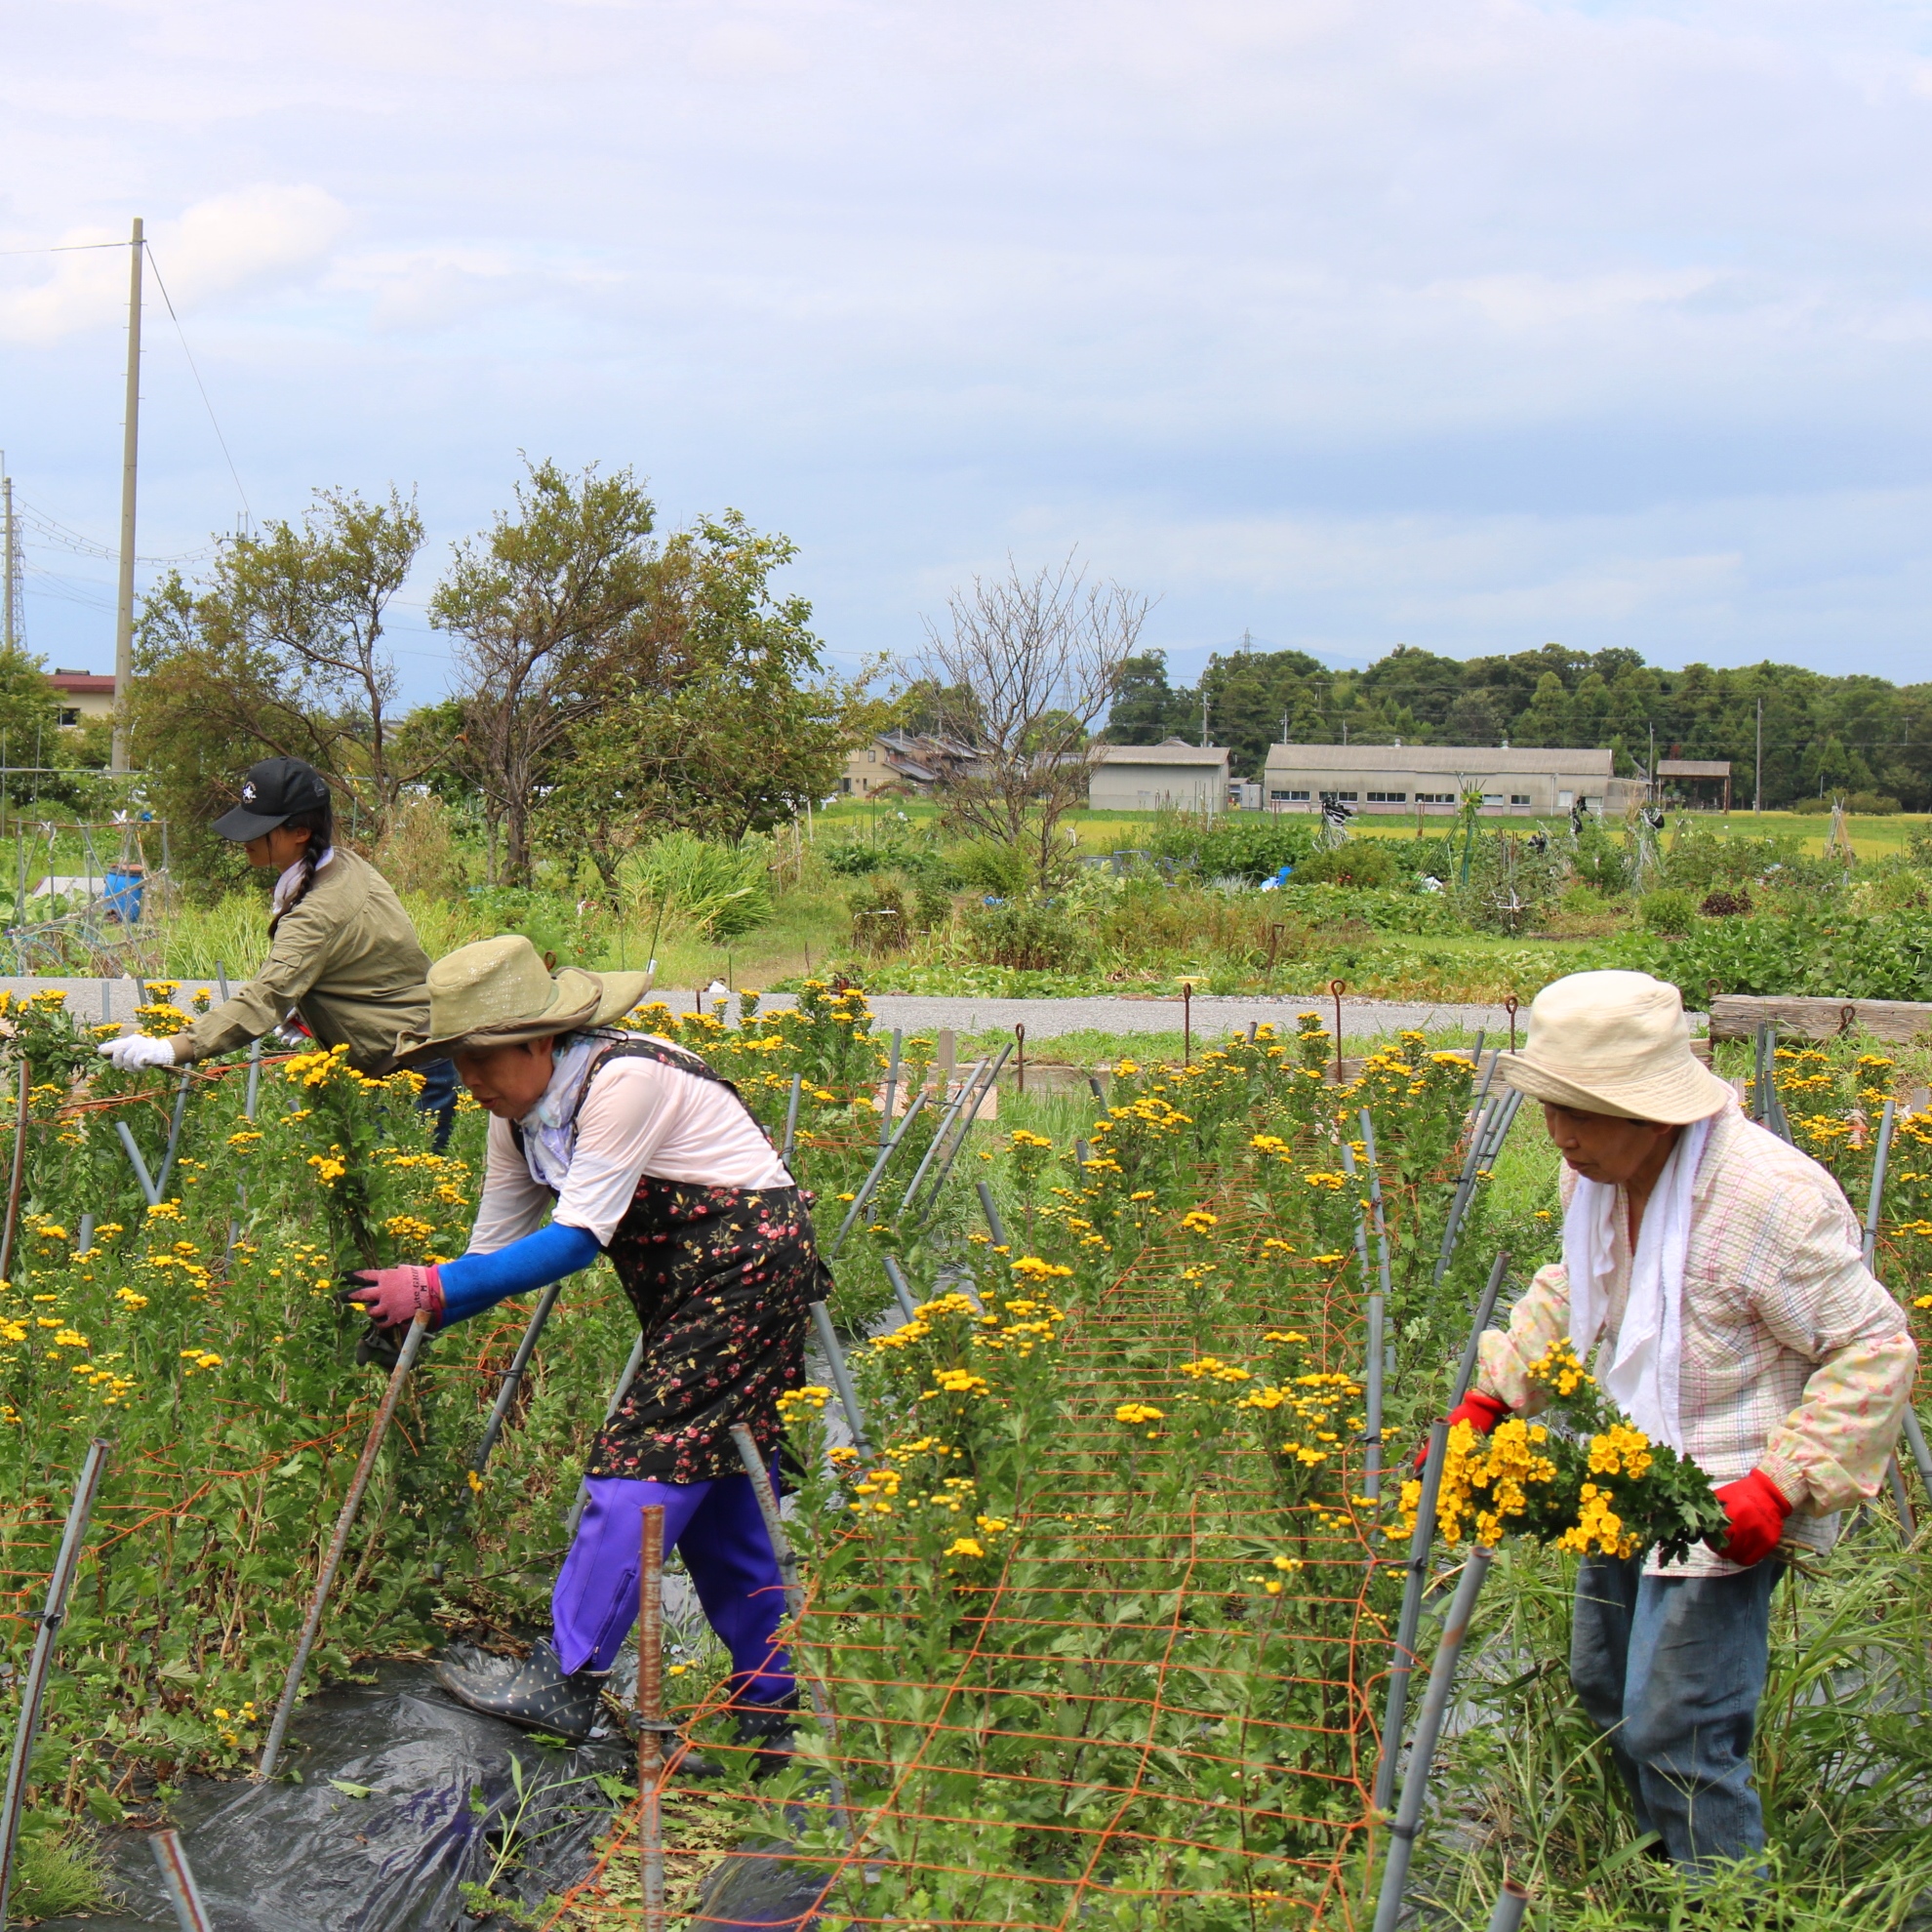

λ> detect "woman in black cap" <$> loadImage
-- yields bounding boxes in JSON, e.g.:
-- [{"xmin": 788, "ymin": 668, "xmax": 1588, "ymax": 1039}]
[{"xmin": 97, "ymin": 756, "xmax": 458, "ymax": 1142}]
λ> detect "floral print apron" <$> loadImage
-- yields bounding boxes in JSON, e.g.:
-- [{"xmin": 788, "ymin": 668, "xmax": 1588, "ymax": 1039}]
[{"xmin": 513, "ymin": 1034, "xmax": 821, "ymax": 1485}]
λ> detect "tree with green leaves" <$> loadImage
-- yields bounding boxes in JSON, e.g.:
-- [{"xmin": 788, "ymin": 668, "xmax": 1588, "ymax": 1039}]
[
  {"xmin": 134, "ymin": 489, "xmax": 426, "ymax": 820},
  {"xmin": 430, "ymin": 460, "xmax": 659, "ymax": 887},
  {"xmin": 127, "ymin": 489, "xmax": 429, "ymax": 889},
  {"xmin": 535, "ymin": 512, "xmax": 880, "ymax": 891}
]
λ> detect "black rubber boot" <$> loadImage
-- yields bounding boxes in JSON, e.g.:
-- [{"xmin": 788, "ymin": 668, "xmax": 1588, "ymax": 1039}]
[
  {"xmin": 433, "ymin": 1640, "xmax": 607, "ymax": 1744},
  {"xmin": 735, "ymin": 1692, "xmax": 801, "ymax": 1778}
]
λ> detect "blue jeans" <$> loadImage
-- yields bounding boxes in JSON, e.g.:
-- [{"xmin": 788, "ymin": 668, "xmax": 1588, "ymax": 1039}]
[
  {"xmin": 1570, "ymin": 1553, "xmax": 1784, "ymax": 1875},
  {"xmin": 414, "ymin": 1057, "xmax": 459, "ymax": 1153}
]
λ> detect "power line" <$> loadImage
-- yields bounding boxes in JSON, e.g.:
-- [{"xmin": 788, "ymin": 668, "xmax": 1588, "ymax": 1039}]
[
  {"xmin": 14, "ymin": 499, "xmax": 211, "ymax": 566},
  {"xmin": 0, "ymin": 240, "xmax": 129, "ymax": 258},
  {"xmin": 141, "ymin": 242, "xmax": 253, "ymax": 527}
]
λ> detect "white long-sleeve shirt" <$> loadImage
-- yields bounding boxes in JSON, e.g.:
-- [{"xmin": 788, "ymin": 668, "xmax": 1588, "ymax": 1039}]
[{"xmin": 466, "ymin": 1044, "xmax": 793, "ymax": 1254}]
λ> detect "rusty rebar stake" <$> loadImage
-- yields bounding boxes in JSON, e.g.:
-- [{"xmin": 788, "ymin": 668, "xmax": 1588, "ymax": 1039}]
[{"xmin": 637, "ymin": 1503, "xmax": 668, "ymax": 1932}]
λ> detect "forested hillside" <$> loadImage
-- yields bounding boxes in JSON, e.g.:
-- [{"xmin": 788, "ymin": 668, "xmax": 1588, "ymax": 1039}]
[{"xmin": 1107, "ymin": 641, "xmax": 1932, "ymax": 809}]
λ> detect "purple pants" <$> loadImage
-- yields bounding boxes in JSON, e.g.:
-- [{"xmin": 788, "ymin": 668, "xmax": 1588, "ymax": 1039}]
[{"xmin": 552, "ymin": 1473, "xmax": 793, "ymax": 1706}]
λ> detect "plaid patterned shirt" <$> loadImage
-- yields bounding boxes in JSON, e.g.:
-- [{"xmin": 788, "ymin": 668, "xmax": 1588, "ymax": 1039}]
[{"xmin": 1477, "ymin": 1100, "xmax": 1916, "ymax": 1577}]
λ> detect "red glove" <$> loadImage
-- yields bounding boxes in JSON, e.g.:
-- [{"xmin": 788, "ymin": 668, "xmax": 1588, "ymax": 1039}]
[
  {"xmin": 339, "ymin": 1266, "xmax": 443, "ymax": 1328},
  {"xmin": 1708, "ymin": 1469, "xmax": 1791, "ymax": 1567},
  {"xmin": 1415, "ymin": 1389, "xmax": 1509, "ymax": 1470}
]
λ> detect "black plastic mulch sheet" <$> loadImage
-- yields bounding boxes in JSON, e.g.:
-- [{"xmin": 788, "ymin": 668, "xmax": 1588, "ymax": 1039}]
[
  {"xmin": 689, "ymin": 1840, "xmax": 830, "ymax": 1930},
  {"xmin": 40, "ymin": 1663, "xmax": 625, "ymax": 1932}
]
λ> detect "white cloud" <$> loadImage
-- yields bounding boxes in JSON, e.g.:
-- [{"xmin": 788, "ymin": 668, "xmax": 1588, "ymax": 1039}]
[{"xmin": 0, "ymin": 185, "xmax": 348, "ymax": 342}]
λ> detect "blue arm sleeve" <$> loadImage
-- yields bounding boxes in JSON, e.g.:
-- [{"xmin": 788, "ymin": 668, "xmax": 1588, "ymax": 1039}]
[{"xmin": 437, "ymin": 1222, "xmax": 603, "ymax": 1326}]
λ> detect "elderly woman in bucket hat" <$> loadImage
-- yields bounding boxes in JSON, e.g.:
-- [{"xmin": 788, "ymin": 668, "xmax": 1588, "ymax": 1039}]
[
  {"xmin": 1428, "ymin": 970, "xmax": 1914, "ymax": 1875},
  {"xmin": 341, "ymin": 936, "xmax": 817, "ymax": 1761}
]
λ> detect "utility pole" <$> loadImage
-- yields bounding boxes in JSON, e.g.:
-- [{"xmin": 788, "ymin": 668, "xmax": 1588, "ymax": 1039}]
[
  {"xmin": 1, "ymin": 465, "xmax": 16, "ymax": 652},
  {"xmin": 111, "ymin": 217, "xmax": 143, "ymax": 775},
  {"xmin": 1199, "ymin": 683, "xmax": 1209, "ymax": 747},
  {"xmin": 1754, "ymin": 696, "xmax": 1763, "ymax": 814}
]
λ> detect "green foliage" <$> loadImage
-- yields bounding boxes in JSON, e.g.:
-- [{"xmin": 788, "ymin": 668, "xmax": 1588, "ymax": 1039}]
[
  {"xmin": 621, "ymin": 830, "xmax": 774, "ymax": 941},
  {"xmin": 947, "ymin": 838, "xmax": 1032, "ymax": 898},
  {"xmin": 1296, "ymin": 838, "xmax": 1408, "ymax": 888},
  {"xmin": 8, "ymin": 1816, "xmax": 108, "ymax": 1919},
  {"xmin": 1144, "ymin": 810, "xmax": 1315, "ymax": 883},
  {"xmin": 961, "ymin": 897, "xmax": 1091, "ymax": 971},
  {"xmin": 1638, "ymin": 887, "xmax": 1696, "ymax": 936},
  {"xmin": 127, "ymin": 490, "xmax": 430, "ymax": 891},
  {"xmin": 535, "ymin": 513, "xmax": 879, "ymax": 880}
]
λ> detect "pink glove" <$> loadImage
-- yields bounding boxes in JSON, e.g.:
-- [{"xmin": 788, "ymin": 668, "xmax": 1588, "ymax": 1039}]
[
  {"xmin": 1415, "ymin": 1389, "xmax": 1509, "ymax": 1470},
  {"xmin": 1708, "ymin": 1468, "xmax": 1791, "ymax": 1567},
  {"xmin": 339, "ymin": 1266, "xmax": 443, "ymax": 1327}
]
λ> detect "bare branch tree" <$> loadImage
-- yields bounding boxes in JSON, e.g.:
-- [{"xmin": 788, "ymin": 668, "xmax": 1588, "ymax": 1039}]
[{"xmin": 917, "ymin": 555, "xmax": 1147, "ymax": 883}]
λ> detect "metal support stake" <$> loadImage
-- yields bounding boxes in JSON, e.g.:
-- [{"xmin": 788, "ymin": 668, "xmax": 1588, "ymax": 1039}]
[
  {"xmin": 877, "ymin": 1031, "xmax": 902, "ymax": 1148},
  {"xmin": 881, "ymin": 1256, "xmax": 921, "ymax": 1325},
  {"xmin": 433, "ymin": 1275, "xmax": 571, "ymax": 1579},
  {"xmin": 1087, "ymin": 1071, "xmax": 1106, "ymax": 1104},
  {"xmin": 826, "ymin": 1090, "xmax": 927, "ymax": 1259},
  {"xmin": 1340, "ymin": 1142, "xmax": 1381, "ymax": 1499},
  {"xmin": 259, "ymin": 1313, "xmax": 430, "ymax": 1779},
  {"xmin": 1865, "ymin": 1095, "xmax": 1898, "ymax": 1269},
  {"xmin": 1903, "ymin": 1407, "xmax": 1932, "ymax": 1499},
  {"xmin": 1373, "ymin": 1421, "xmax": 1447, "ymax": 1814},
  {"xmin": 809, "ymin": 1300, "xmax": 870, "ymax": 1457},
  {"xmin": 911, "ymin": 1045, "xmax": 1013, "ymax": 1223},
  {"xmin": 1371, "ymin": 1547, "xmax": 1495, "ymax": 1932},
  {"xmin": 0, "ymin": 1059, "xmax": 26, "ymax": 1286},
  {"xmin": 115, "ymin": 1119, "xmax": 161, "ymax": 1207},
  {"xmin": 564, "ymin": 1332, "xmax": 649, "ymax": 1538},
  {"xmin": 0, "ymin": 1438, "xmax": 112, "ymax": 1932},
  {"xmin": 976, "ymin": 1180, "xmax": 1008, "ymax": 1249},
  {"xmin": 728, "ymin": 1424, "xmax": 852, "ymax": 1835},
  {"xmin": 1888, "ymin": 1457, "xmax": 1916, "ymax": 1540},
  {"xmin": 1485, "ymin": 1879, "xmax": 1530, "ymax": 1932},
  {"xmin": 897, "ymin": 1062, "xmax": 982, "ymax": 1214},
  {"xmin": 781, "ymin": 1074, "xmax": 802, "ymax": 1170},
  {"xmin": 1452, "ymin": 1253, "xmax": 1512, "ymax": 1406},
  {"xmin": 153, "ymin": 1068, "xmax": 191, "ymax": 1201},
  {"xmin": 1358, "ymin": 1109, "xmax": 1394, "ymax": 1502},
  {"xmin": 147, "ymin": 1830, "xmax": 214, "ymax": 1932},
  {"xmin": 637, "ymin": 1504, "xmax": 668, "ymax": 1932}
]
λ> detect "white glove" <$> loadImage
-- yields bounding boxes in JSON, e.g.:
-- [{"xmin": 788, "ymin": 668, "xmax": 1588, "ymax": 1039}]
[{"xmin": 98, "ymin": 1033, "xmax": 181, "ymax": 1072}]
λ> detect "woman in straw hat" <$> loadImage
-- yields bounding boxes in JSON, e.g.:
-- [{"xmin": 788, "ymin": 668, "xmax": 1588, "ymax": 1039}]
[
  {"xmin": 1425, "ymin": 969, "xmax": 1914, "ymax": 1875},
  {"xmin": 341, "ymin": 935, "xmax": 815, "ymax": 1759}
]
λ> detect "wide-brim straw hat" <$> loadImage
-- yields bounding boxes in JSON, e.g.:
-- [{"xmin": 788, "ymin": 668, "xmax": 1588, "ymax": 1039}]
[
  {"xmin": 395, "ymin": 935, "xmax": 651, "ymax": 1067},
  {"xmin": 1500, "ymin": 969, "xmax": 1732, "ymax": 1124}
]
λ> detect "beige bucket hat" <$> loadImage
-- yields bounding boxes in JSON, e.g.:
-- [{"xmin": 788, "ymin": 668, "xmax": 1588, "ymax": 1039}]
[
  {"xmin": 395, "ymin": 935, "xmax": 651, "ymax": 1067},
  {"xmin": 1501, "ymin": 970, "xmax": 1732, "ymax": 1124}
]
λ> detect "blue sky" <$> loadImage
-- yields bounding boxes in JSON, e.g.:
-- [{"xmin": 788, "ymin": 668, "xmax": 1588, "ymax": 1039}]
[{"xmin": 6, "ymin": 0, "xmax": 1932, "ymax": 704}]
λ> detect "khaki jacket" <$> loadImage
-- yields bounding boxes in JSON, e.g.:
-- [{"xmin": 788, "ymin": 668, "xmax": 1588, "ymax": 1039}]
[{"xmin": 176, "ymin": 849, "xmax": 432, "ymax": 1074}]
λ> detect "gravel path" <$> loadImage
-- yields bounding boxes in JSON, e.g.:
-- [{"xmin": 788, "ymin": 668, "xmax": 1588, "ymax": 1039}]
[{"xmin": 2, "ymin": 976, "xmax": 1530, "ymax": 1050}]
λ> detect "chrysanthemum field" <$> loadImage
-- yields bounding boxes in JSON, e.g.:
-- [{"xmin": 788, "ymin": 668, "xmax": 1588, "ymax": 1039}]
[{"xmin": 1, "ymin": 985, "xmax": 1929, "ymax": 1929}]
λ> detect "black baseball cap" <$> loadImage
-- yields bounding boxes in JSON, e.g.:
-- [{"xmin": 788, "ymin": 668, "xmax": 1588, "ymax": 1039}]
[{"xmin": 212, "ymin": 757, "xmax": 331, "ymax": 842}]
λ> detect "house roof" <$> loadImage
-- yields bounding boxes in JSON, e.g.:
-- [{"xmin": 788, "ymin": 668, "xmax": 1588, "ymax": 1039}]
[
  {"xmin": 47, "ymin": 671, "xmax": 114, "ymax": 694},
  {"xmin": 1097, "ymin": 743, "xmax": 1229, "ymax": 767},
  {"xmin": 1262, "ymin": 742, "xmax": 1614, "ymax": 777}
]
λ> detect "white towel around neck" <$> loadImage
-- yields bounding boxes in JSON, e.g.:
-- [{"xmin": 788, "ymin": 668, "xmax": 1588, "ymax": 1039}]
[{"xmin": 1563, "ymin": 1111, "xmax": 1716, "ymax": 1454}]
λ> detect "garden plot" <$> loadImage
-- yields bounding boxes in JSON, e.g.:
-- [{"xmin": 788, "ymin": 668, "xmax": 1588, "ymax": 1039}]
[{"xmin": 0, "ymin": 986, "xmax": 1926, "ymax": 1929}]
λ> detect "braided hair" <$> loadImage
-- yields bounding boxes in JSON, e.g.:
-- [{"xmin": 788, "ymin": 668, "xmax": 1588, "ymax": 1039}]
[{"xmin": 278, "ymin": 797, "xmax": 335, "ymax": 916}]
